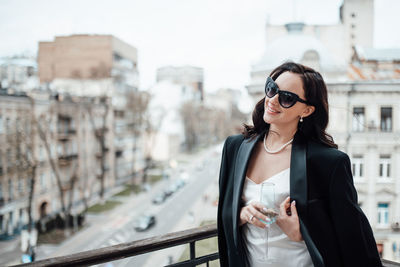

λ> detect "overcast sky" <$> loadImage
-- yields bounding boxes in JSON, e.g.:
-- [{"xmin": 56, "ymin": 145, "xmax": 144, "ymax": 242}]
[{"xmin": 0, "ymin": 0, "xmax": 399, "ymax": 92}]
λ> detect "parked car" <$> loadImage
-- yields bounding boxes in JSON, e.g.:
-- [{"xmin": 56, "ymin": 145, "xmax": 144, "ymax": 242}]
[
  {"xmin": 134, "ymin": 215, "xmax": 156, "ymax": 232},
  {"xmin": 152, "ymin": 192, "xmax": 167, "ymax": 205},
  {"xmin": 175, "ymin": 178, "xmax": 186, "ymax": 189}
]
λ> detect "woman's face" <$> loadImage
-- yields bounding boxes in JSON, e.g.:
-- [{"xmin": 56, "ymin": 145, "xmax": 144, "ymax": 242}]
[{"xmin": 263, "ymin": 71, "xmax": 313, "ymax": 127}]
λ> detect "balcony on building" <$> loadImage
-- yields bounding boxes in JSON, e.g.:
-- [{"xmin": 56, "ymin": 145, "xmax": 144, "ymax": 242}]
[{"xmin": 57, "ymin": 114, "xmax": 76, "ymax": 141}]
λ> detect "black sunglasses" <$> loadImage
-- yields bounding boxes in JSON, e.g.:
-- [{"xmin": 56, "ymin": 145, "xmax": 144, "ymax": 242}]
[{"xmin": 264, "ymin": 77, "xmax": 310, "ymax": 108}]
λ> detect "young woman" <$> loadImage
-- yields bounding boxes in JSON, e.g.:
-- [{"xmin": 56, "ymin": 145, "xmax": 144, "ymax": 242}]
[{"xmin": 217, "ymin": 62, "xmax": 382, "ymax": 267}]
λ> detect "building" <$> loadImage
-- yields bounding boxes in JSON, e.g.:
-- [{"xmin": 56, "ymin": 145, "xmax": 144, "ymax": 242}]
[
  {"xmin": 328, "ymin": 81, "xmax": 400, "ymax": 260},
  {"xmin": 248, "ymin": 22, "xmax": 347, "ymax": 100},
  {"xmin": 350, "ymin": 46, "xmax": 400, "ymax": 80},
  {"xmin": 0, "ymin": 89, "xmax": 114, "ymax": 240},
  {"xmin": 156, "ymin": 66, "xmax": 204, "ymax": 101},
  {"xmin": 37, "ymin": 34, "xmax": 144, "ymax": 185},
  {"xmin": 0, "ymin": 55, "xmax": 39, "ymax": 92},
  {"xmin": 147, "ymin": 66, "xmax": 204, "ymax": 161},
  {"xmin": 38, "ymin": 34, "xmax": 138, "ymax": 86},
  {"xmin": 245, "ymin": 0, "xmax": 400, "ymax": 260},
  {"xmin": 248, "ymin": 0, "xmax": 376, "ymax": 100}
]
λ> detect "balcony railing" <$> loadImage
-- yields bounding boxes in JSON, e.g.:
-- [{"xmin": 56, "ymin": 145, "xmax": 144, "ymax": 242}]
[{"xmin": 11, "ymin": 224, "xmax": 400, "ymax": 267}]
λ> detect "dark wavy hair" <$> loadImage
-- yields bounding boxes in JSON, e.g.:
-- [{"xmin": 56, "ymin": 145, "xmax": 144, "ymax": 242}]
[{"xmin": 243, "ymin": 61, "xmax": 337, "ymax": 149}]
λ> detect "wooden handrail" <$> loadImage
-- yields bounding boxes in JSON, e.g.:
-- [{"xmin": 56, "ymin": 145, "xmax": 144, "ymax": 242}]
[
  {"xmin": 10, "ymin": 223, "xmax": 400, "ymax": 267},
  {"xmin": 12, "ymin": 224, "xmax": 217, "ymax": 267}
]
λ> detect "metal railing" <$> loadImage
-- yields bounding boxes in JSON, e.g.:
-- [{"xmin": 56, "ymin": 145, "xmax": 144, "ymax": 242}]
[{"xmin": 11, "ymin": 223, "xmax": 400, "ymax": 267}]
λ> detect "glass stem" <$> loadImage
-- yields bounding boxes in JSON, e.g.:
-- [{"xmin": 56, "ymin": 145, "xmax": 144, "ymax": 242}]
[{"xmin": 266, "ymin": 226, "xmax": 269, "ymax": 259}]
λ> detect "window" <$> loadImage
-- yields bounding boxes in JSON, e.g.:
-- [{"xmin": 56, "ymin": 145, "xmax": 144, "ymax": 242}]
[
  {"xmin": 0, "ymin": 115, "xmax": 3, "ymax": 133},
  {"xmin": 380, "ymin": 107, "xmax": 392, "ymax": 132},
  {"xmin": 0, "ymin": 182, "xmax": 3, "ymax": 204},
  {"xmin": 25, "ymin": 118, "xmax": 31, "ymax": 134},
  {"xmin": 353, "ymin": 107, "xmax": 365, "ymax": 131},
  {"xmin": 15, "ymin": 117, "xmax": 21, "ymax": 132},
  {"xmin": 39, "ymin": 146, "xmax": 44, "ymax": 161},
  {"xmin": 40, "ymin": 173, "xmax": 46, "ymax": 190},
  {"xmin": 377, "ymin": 203, "xmax": 389, "ymax": 227},
  {"xmin": 18, "ymin": 177, "xmax": 23, "ymax": 194},
  {"xmin": 5, "ymin": 117, "xmax": 10, "ymax": 133},
  {"xmin": 0, "ymin": 152, "xmax": 2, "ymax": 175},
  {"xmin": 352, "ymin": 155, "xmax": 363, "ymax": 178},
  {"xmin": 6, "ymin": 149, "xmax": 12, "ymax": 168},
  {"xmin": 379, "ymin": 155, "xmax": 391, "ymax": 179},
  {"xmin": 8, "ymin": 179, "xmax": 13, "ymax": 201}
]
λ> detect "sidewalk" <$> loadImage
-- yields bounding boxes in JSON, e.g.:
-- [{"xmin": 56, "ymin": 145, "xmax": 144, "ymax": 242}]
[{"xmin": 0, "ymin": 235, "xmax": 22, "ymax": 266}]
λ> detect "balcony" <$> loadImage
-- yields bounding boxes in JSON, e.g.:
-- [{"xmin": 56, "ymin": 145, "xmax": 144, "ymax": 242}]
[
  {"xmin": 57, "ymin": 129, "xmax": 76, "ymax": 141},
  {"xmin": 10, "ymin": 224, "xmax": 400, "ymax": 267},
  {"xmin": 58, "ymin": 153, "xmax": 78, "ymax": 166}
]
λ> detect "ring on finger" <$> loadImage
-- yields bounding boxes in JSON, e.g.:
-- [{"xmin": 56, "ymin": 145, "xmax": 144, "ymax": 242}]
[{"xmin": 249, "ymin": 215, "xmax": 254, "ymax": 222}]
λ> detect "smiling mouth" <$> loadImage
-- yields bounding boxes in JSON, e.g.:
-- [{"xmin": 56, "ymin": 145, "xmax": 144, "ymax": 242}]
[{"xmin": 267, "ymin": 106, "xmax": 280, "ymax": 113}]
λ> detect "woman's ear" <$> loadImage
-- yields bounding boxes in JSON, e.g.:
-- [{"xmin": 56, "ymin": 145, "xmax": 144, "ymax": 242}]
[{"xmin": 302, "ymin": 105, "xmax": 315, "ymax": 118}]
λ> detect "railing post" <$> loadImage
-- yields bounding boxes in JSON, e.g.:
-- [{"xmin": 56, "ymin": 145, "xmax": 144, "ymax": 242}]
[{"xmin": 189, "ymin": 241, "xmax": 195, "ymax": 260}]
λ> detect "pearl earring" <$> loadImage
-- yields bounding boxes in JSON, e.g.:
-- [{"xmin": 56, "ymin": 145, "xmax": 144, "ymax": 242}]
[{"xmin": 300, "ymin": 117, "xmax": 303, "ymax": 122}]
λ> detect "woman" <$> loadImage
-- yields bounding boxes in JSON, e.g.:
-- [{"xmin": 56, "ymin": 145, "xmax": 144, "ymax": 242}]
[{"xmin": 217, "ymin": 62, "xmax": 382, "ymax": 267}]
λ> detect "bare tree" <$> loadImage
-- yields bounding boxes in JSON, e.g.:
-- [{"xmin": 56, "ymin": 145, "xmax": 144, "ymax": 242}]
[
  {"xmin": 11, "ymin": 103, "xmax": 38, "ymax": 254},
  {"xmin": 180, "ymin": 100, "xmax": 247, "ymax": 151},
  {"xmin": 29, "ymin": 96, "xmax": 80, "ymax": 235},
  {"xmin": 180, "ymin": 101, "xmax": 199, "ymax": 151},
  {"xmin": 125, "ymin": 91, "xmax": 150, "ymax": 185},
  {"xmin": 85, "ymin": 96, "xmax": 110, "ymax": 201}
]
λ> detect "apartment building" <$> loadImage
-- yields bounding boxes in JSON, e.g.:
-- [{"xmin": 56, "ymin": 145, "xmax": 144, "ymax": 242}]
[
  {"xmin": 37, "ymin": 34, "xmax": 143, "ymax": 185},
  {"xmin": 0, "ymin": 90, "xmax": 114, "ymax": 240}
]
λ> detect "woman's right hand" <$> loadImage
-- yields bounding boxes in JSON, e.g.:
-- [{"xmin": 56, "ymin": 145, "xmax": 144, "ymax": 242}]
[{"xmin": 239, "ymin": 201, "xmax": 271, "ymax": 228}]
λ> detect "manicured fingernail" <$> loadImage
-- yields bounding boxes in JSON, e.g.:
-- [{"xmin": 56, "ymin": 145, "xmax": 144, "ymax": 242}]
[
  {"xmin": 263, "ymin": 207, "xmax": 268, "ymax": 212},
  {"xmin": 292, "ymin": 200, "xmax": 296, "ymax": 205}
]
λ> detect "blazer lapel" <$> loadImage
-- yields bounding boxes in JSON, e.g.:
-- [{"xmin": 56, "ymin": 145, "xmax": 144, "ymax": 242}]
[
  {"xmin": 232, "ymin": 134, "xmax": 261, "ymax": 249},
  {"xmin": 290, "ymin": 131, "xmax": 308, "ymax": 218},
  {"xmin": 290, "ymin": 131, "xmax": 325, "ymax": 267}
]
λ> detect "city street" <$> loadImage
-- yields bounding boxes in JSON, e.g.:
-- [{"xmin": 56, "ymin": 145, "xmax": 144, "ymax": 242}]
[{"xmin": 34, "ymin": 144, "xmax": 222, "ymax": 267}]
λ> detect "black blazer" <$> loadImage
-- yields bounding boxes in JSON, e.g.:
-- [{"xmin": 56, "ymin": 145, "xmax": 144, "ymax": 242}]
[{"xmin": 217, "ymin": 131, "xmax": 382, "ymax": 267}]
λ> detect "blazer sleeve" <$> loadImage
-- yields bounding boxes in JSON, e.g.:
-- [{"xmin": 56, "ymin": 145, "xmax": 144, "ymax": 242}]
[
  {"xmin": 328, "ymin": 154, "xmax": 382, "ymax": 267},
  {"xmin": 217, "ymin": 137, "xmax": 229, "ymax": 267}
]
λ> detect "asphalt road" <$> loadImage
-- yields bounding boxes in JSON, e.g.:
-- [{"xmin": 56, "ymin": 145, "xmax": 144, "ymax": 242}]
[
  {"xmin": 101, "ymin": 151, "xmax": 220, "ymax": 267},
  {"xmin": 34, "ymin": 145, "xmax": 221, "ymax": 267}
]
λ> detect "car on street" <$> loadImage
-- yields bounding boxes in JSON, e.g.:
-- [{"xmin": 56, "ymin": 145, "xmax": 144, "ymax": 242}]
[
  {"xmin": 152, "ymin": 192, "xmax": 167, "ymax": 205},
  {"xmin": 175, "ymin": 178, "xmax": 186, "ymax": 189},
  {"xmin": 134, "ymin": 214, "xmax": 156, "ymax": 232}
]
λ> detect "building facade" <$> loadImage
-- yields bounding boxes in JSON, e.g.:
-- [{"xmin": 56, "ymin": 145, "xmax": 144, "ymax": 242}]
[
  {"xmin": 245, "ymin": 0, "xmax": 400, "ymax": 260},
  {"xmin": 328, "ymin": 82, "xmax": 400, "ymax": 260},
  {"xmin": 37, "ymin": 34, "xmax": 144, "ymax": 185},
  {"xmin": 0, "ymin": 90, "xmax": 114, "ymax": 240},
  {"xmin": 0, "ymin": 56, "xmax": 39, "ymax": 92},
  {"xmin": 156, "ymin": 65, "xmax": 204, "ymax": 101}
]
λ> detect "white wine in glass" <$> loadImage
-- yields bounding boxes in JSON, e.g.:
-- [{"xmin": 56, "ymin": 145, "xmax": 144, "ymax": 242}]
[{"xmin": 260, "ymin": 182, "xmax": 279, "ymax": 262}]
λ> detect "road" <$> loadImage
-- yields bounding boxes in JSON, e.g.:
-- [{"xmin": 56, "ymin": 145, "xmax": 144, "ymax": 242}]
[{"xmin": 35, "ymin": 144, "xmax": 222, "ymax": 267}]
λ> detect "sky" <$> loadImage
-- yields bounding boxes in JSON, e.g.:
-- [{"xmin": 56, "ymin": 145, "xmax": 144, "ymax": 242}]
[{"xmin": 0, "ymin": 0, "xmax": 399, "ymax": 92}]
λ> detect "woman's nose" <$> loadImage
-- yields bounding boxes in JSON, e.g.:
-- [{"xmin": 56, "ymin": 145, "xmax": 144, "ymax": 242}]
[{"xmin": 269, "ymin": 93, "xmax": 279, "ymax": 106}]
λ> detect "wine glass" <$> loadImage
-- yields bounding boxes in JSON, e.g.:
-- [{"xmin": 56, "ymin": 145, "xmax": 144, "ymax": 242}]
[{"xmin": 260, "ymin": 182, "xmax": 278, "ymax": 262}]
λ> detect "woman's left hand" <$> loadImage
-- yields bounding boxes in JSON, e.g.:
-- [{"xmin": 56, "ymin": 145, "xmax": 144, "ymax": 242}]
[{"xmin": 276, "ymin": 196, "xmax": 303, "ymax": 242}]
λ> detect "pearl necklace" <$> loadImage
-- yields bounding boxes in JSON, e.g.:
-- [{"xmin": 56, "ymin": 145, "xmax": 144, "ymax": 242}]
[{"xmin": 263, "ymin": 134, "xmax": 293, "ymax": 154}]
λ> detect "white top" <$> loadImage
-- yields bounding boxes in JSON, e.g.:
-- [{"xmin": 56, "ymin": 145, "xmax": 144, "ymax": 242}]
[{"xmin": 241, "ymin": 168, "xmax": 314, "ymax": 267}]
